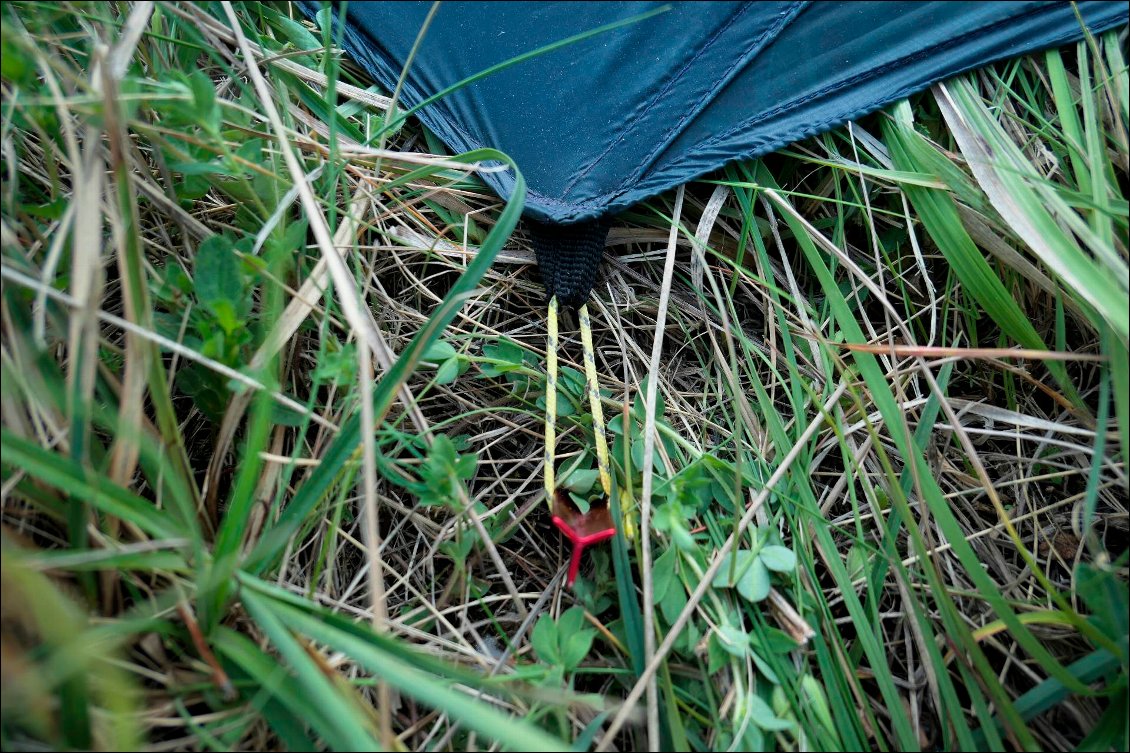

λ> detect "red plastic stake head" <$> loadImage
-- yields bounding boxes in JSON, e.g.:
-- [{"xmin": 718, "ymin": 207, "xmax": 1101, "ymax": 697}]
[{"xmin": 551, "ymin": 490, "xmax": 617, "ymax": 587}]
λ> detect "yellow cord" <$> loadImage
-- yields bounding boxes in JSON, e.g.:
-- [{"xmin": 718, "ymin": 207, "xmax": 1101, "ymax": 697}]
[
  {"xmin": 545, "ymin": 298, "xmax": 612, "ymax": 509},
  {"xmin": 544, "ymin": 295, "xmax": 558, "ymax": 508},
  {"xmin": 579, "ymin": 304, "xmax": 612, "ymax": 498}
]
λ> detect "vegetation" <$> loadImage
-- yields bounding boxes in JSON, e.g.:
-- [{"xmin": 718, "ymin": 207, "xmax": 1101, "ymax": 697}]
[{"xmin": 1, "ymin": 3, "xmax": 1126, "ymax": 751}]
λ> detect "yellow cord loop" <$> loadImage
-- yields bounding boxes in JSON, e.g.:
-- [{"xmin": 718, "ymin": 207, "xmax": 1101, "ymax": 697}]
[
  {"xmin": 579, "ymin": 304, "xmax": 612, "ymax": 498},
  {"xmin": 545, "ymin": 298, "xmax": 612, "ymax": 507},
  {"xmin": 544, "ymin": 295, "xmax": 559, "ymax": 508}
]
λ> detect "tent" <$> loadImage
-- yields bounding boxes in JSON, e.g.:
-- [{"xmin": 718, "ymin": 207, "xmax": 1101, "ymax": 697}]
[{"xmin": 298, "ymin": 1, "xmax": 1127, "ymax": 303}]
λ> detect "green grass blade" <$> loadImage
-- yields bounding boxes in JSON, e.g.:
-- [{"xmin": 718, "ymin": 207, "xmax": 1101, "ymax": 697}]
[
  {"xmin": 241, "ymin": 575, "xmax": 570, "ymax": 751},
  {"xmin": 765, "ymin": 169, "xmax": 1101, "ymax": 701},
  {"xmin": 2, "ymin": 429, "xmax": 183, "ymax": 540},
  {"xmin": 882, "ymin": 107, "xmax": 1078, "ymax": 404},
  {"xmin": 22, "ymin": 548, "xmax": 189, "ymax": 573},
  {"xmin": 239, "ymin": 589, "xmax": 382, "ymax": 751},
  {"xmin": 244, "ymin": 147, "xmax": 525, "ymax": 574},
  {"xmin": 213, "ymin": 627, "xmax": 325, "ymax": 751},
  {"xmin": 935, "ymin": 79, "xmax": 1128, "ymax": 342}
]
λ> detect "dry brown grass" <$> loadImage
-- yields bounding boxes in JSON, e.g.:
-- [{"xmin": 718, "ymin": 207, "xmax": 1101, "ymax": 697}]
[{"xmin": 1, "ymin": 3, "xmax": 1126, "ymax": 751}]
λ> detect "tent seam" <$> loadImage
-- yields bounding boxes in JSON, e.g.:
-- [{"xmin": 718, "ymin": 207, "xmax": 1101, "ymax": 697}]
[
  {"xmin": 672, "ymin": 2, "xmax": 1059, "ymax": 159},
  {"xmin": 621, "ymin": 0, "xmax": 807, "ymax": 189},
  {"xmin": 535, "ymin": 3, "xmax": 1123, "ymax": 216},
  {"xmin": 560, "ymin": 1, "xmax": 762, "ymax": 197},
  {"xmin": 304, "ymin": 1, "xmax": 1128, "ymax": 222}
]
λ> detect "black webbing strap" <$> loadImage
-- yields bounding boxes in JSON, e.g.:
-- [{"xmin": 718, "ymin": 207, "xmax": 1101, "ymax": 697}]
[{"xmin": 527, "ymin": 219, "xmax": 611, "ymax": 308}]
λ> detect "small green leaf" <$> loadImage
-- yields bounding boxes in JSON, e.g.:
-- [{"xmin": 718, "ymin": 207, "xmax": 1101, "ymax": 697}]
[
  {"xmin": 759, "ymin": 545, "xmax": 796, "ymax": 573},
  {"xmin": 270, "ymin": 402, "xmax": 308, "ymax": 427},
  {"xmin": 633, "ymin": 382, "xmax": 665, "ymax": 420},
  {"xmin": 439, "ymin": 536, "xmax": 474, "ymax": 566},
  {"xmin": 195, "ymin": 235, "xmax": 242, "ymax": 309},
  {"xmin": 311, "ymin": 342, "xmax": 357, "ymax": 385},
  {"xmin": 561, "ymin": 628, "xmax": 595, "ymax": 671},
  {"xmin": 418, "ymin": 435, "xmax": 479, "ymax": 508},
  {"xmin": 753, "ymin": 627, "xmax": 798, "ymax": 655},
  {"xmin": 751, "ymin": 650, "xmax": 780, "ymax": 684},
  {"xmin": 453, "ymin": 452, "xmax": 477, "ymax": 480},
  {"xmin": 235, "ymin": 138, "xmax": 263, "ymax": 164},
  {"xmin": 707, "ymin": 631, "xmax": 729, "ymax": 674},
  {"xmin": 630, "ymin": 429, "xmax": 665, "ymax": 472},
  {"xmin": 651, "ymin": 547, "xmax": 678, "ymax": 604},
  {"xmin": 653, "ymin": 500, "xmax": 697, "ymax": 551},
  {"xmin": 179, "ymin": 174, "xmax": 211, "ymax": 201},
  {"xmin": 535, "ymin": 390, "xmax": 576, "ymax": 417},
  {"xmin": 188, "ymin": 70, "xmax": 218, "ymax": 131},
  {"xmin": 423, "ymin": 340, "xmax": 458, "ymax": 362},
  {"xmin": 659, "ymin": 575, "xmax": 688, "ymax": 625},
  {"xmin": 531, "ymin": 608, "xmax": 595, "ymax": 672},
  {"xmin": 479, "ymin": 359, "xmax": 520, "ymax": 378},
  {"xmin": 209, "ymin": 299, "xmax": 240, "ymax": 334},
  {"xmin": 530, "ymin": 615, "xmax": 561, "ymax": 666},
  {"xmin": 801, "ymin": 675, "xmax": 836, "ymax": 735},
  {"xmin": 435, "ymin": 358, "xmax": 460, "ymax": 385},
  {"xmin": 737, "ymin": 557, "xmax": 771, "ymax": 603},
  {"xmin": 280, "ymin": 218, "xmax": 309, "ymax": 255},
  {"xmin": 716, "ymin": 623, "xmax": 751, "ymax": 658},
  {"xmin": 558, "ymin": 606, "xmax": 585, "ymax": 636},
  {"xmin": 712, "ymin": 549, "xmax": 752, "ymax": 587},
  {"xmin": 563, "ymin": 468, "xmax": 600, "ymax": 494},
  {"xmin": 482, "ymin": 340, "xmax": 525, "ymax": 363},
  {"xmin": 266, "ymin": 10, "xmax": 322, "ymax": 64},
  {"xmin": 747, "ymin": 693, "xmax": 794, "ymax": 732}
]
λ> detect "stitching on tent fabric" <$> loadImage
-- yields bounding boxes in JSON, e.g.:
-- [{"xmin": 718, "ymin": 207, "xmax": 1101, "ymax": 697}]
[
  {"xmin": 667, "ymin": 2, "xmax": 1051, "ymax": 162},
  {"xmin": 623, "ymin": 0, "xmax": 807, "ymax": 188},
  {"xmin": 306, "ymin": 2, "xmax": 1127, "ymax": 223},
  {"xmin": 560, "ymin": 0, "xmax": 765, "ymax": 196}
]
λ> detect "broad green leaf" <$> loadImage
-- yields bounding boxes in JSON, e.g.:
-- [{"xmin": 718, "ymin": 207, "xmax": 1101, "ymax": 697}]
[
  {"xmin": 716, "ymin": 623, "xmax": 751, "ymax": 658},
  {"xmin": 737, "ymin": 556, "xmax": 771, "ymax": 603},
  {"xmin": 422, "ymin": 340, "xmax": 458, "ymax": 362},
  {"xmin": 561, "ymin": 628, "xmax": 596, "ymax": 671},
  {"xmin": 435, "ymin": 357, "xmax": 460, "ymax": 384},
  {"xmin": 747, "ymin": 693, "xmax": 794, "ymax": 732},
  {"xmin": 531, "ymin": 614, "xmax": 561, "ymax": 666},
  {"xmin": 194, "ymin": 235, "xmax": 242, "ymax": 310},
  {"xmin": 563, "ymin": 467, "xmax": 600, "ymax": 494},
  {"xmin": 759, "ymin": 545, "xmax": 796, "ymax": 573}
]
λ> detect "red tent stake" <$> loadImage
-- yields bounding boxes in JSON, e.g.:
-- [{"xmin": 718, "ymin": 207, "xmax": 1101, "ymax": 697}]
[{"xmin": 551, "ymin": 491, "xmax": 617, "ymax": 587}]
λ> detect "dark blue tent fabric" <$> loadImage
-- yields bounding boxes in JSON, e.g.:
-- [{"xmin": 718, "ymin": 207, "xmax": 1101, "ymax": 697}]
[{"xmin": 299, "ymin": 1, "xmax": 1126, "ymax": 224}]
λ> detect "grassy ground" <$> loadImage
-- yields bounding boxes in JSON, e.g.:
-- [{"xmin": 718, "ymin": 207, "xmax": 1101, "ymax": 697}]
[{"xmin": 1, "ymin": 3, "xmax": 1127, "ymax": 751}]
